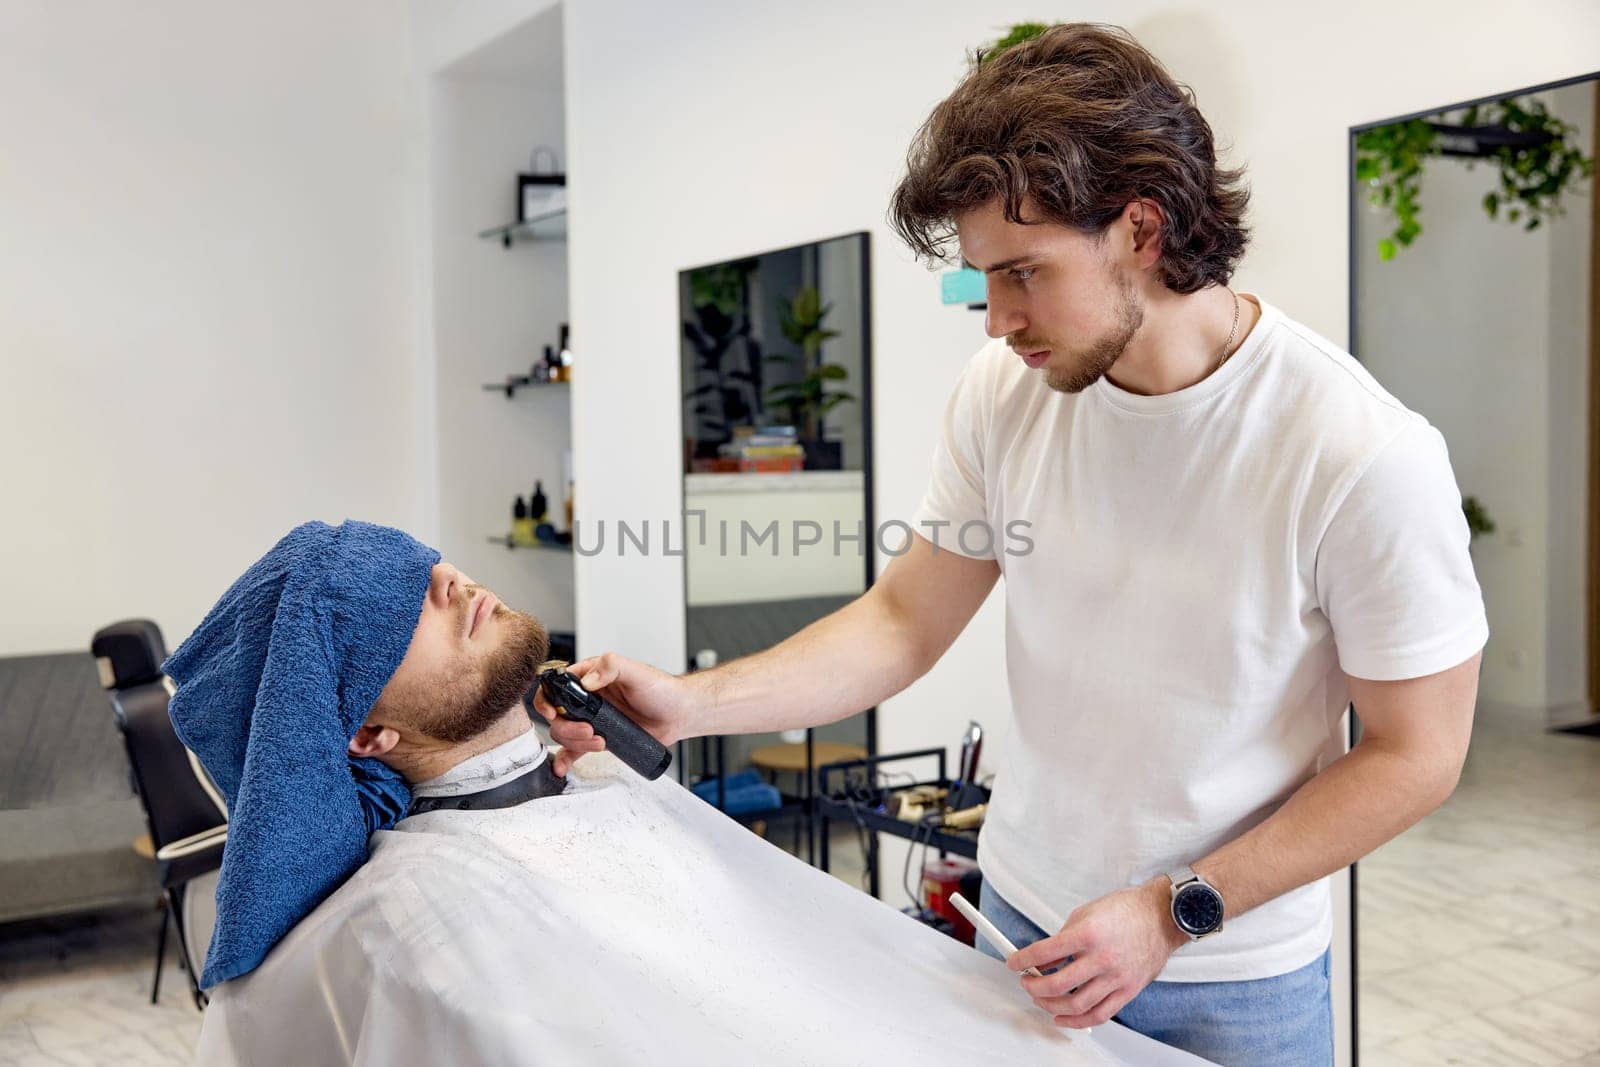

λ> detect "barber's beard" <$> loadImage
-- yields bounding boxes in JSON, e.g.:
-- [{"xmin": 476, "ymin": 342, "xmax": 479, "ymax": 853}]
[
  {"xmin": 419, "ymin": 609, "xmax": 550, "ymax": 744},
  {"xmin": 1036, "ymin": 271, "xmax": 1145, "ymax": 395}
]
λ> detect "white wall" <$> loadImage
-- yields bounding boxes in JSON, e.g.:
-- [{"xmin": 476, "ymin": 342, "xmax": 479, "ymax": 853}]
[
  {"xmin": 1356, "ymin": 83, "xmax": 1593, "ymax": 715},
  {"xmin": 425, "ymin": 4, "xmax": 575, "ymax": 635},
  {"xmin": 1, "ymin": 1, "xmax": 430, "ymax": 656}
]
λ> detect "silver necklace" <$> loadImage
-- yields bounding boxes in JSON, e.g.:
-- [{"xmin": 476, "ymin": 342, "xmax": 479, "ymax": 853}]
[{"xmin": 1217, "ymin": 290, "xmax": 1241, "ymax": 368}]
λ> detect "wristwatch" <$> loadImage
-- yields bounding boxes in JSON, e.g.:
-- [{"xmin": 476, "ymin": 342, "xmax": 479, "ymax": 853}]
[{"xmin": 1167, "ymin": 865, "xmax": 1225, "ymax": 940}]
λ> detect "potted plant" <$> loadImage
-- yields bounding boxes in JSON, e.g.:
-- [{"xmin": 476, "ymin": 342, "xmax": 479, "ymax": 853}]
[
  {"xmin": 683, "ymin": 261, "xmax": 764, "ymax": 461},
  {"xmin": 763, "ymin": 286, "xmax": 855, "ymax": 470}
]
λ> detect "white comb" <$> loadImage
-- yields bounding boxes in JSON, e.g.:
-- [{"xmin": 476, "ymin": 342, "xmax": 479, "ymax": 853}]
[
  {"xmin": 950, "ymin": 892, "xmax": 1043, "ymax": 977},
  {"xmin": 951, "ymin": 892, "xmax": 1092, "ymax": 1035}
]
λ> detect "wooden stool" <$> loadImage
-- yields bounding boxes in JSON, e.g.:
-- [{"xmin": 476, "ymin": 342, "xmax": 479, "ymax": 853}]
[{"xmin": 749, "ymin": 741, "xmax": 867, "ymax": 777}]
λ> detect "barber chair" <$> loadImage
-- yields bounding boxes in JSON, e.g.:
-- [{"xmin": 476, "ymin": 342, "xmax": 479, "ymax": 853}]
[{"xmin": 91, "ymin": 620, "xmax": 227, "ymax": 1011}]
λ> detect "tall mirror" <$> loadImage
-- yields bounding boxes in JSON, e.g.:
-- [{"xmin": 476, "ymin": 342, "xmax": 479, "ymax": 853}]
[
  {"xmin": 1350, "ymin": 77, "xmax": 1599, "ymax": 1062},
  {"xmin": 678, "ymin": 232, "xmax": 875, "ymax": 867}
]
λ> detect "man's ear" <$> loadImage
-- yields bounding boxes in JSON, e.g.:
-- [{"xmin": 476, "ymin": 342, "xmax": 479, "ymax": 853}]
[
  {"xmin": 349, "ymin": 723, "xmax": 401, "ymax": 759},
  {"xmin": 1123, "ymin": 198, "xmax": 1166, "ymax": 266}
]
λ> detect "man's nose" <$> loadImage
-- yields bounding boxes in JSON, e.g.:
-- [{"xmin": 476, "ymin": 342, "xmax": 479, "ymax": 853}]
[
  {"xmin": 985, "ymin": 290, "xmax": 1025, "ymax": 340},
  {"xmin": 432, "ymin": 563, "xmax": 464, "ymax": 605}
]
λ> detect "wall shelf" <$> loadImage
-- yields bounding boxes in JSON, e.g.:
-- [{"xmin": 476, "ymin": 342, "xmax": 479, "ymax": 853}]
[
  {"xmin": 478, "ymin": 207, "xmax": 567, "ymax": 247},
  {"xmin": 486, "ymin": 535, "xmax": 572, "ymax": 553},
  {"xmin": 482, "ymin": 377, "xmax": 569, "ymax": 398}
]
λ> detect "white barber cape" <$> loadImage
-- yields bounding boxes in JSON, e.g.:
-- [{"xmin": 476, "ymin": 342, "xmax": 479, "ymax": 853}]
[{"xmin": 196, "ymin": 738, "xmax": 1208, "ymax": 1066}]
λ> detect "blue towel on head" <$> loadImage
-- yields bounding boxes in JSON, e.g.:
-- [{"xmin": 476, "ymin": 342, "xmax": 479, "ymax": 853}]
[{"xmin": 163, "ymin": 519, "xmax": 440, "ymax": 988}]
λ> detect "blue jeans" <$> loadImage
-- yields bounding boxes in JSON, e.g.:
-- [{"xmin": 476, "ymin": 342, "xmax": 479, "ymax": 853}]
[{"xmin": 978, "ymin": 882, "xmax": 1333, "ymax": 1066}]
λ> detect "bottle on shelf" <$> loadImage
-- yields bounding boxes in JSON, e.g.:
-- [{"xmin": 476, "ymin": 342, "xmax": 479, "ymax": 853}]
[
  {"xmin": 511, "ymin": 495, "xmax": 536, "ymax": 546},
  {"xmin": 530, "ymin": 480, "xmax": 548, "ymax": 523}
]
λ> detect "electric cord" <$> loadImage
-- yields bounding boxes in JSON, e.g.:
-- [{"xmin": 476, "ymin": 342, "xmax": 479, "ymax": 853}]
[
  {"xmin": 833, "ymin": 767, "xmax": 896, "ymax": 893},
  {"xmin": 829, "ymin": 765, "xmax": 955, "ymax": 900},
  {"xmin": 901, "ymin": 811, "xmax": 944, "ymax": 910},
  {"xmin": 841, "ymin": 794, "xmax": 875, "ymax": 892},
  {"xmin": 900, "ymin": 815, "xmax": 919, "ymax": 908},
  {"xmin": 876, "ymin": 770, "xmax": 918, "ymax": 793},
  {"xmin": 918, "ymin": 814, "xmax": 940, "ymax": 905}
]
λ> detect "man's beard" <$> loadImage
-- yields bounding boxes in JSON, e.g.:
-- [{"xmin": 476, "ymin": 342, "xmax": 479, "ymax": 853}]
[
  {"xmin": 1034, "ymin": 270, "xmax": 1145, "ymax": 395},
  {"xmin": 409, "ymin": 609, "xmax": 549, "ymax": 744}
]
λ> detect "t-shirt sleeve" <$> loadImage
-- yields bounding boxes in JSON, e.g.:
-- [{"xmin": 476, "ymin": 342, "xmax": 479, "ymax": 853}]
[
  {"xmin": 1314, "ymin": 418, "xmax": 1489, "ymax": 681},
  {"xmin": 911, "ymin": 354, "xmax": 997, "ymax": 560}
]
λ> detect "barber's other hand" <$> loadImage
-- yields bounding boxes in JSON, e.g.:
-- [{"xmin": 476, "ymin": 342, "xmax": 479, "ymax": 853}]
[
  {"xmin": 532, "ymin": 652, "xmax": 691, "ymax": 775},
  {"xmin": 1007, "ymin": 879, "xmax": 1187, "ymax": 1029}
]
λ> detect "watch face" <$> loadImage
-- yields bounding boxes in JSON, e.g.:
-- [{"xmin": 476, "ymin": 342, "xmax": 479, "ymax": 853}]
[{"xmin": 1174, "ymin": 883, "xmax": 1224, "ymax": 935}]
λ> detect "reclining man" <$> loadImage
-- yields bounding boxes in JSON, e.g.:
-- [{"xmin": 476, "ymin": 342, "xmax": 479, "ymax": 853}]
[{"xmin": 171, "ymin": 520, "xmax": 1205, "ymax": 1066}]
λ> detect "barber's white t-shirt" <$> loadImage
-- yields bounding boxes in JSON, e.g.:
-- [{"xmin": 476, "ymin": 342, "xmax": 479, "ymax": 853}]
[{"xmin": 913, "ymin": 295, "xmax": 1488, "ymax": 982}]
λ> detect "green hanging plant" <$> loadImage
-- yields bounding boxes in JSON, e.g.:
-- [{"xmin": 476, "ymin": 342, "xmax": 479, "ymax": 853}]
[
  {"xmin": 1354, "ymin": 119, "xmax": 1437, "ymax": 261},
  {"xmin": 1462, "ymin": 495, "xmax": 1495, "ymax": 544},
  {"xmin": 1357, "ymin": 96, "xmax": 1595, "ymax": 261},
  {"xmin": 1463, "ymin": 98, "xmax": 1594, "ymax": 232},
  {"xmin": 972, "ymin": 22, "xmax": 1054, "ymax": 64}
]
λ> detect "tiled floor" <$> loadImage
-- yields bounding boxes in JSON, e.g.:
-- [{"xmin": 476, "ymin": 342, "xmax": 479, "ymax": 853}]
[
  {"xmin": 1357, "ymin": 700, "xmax": 1600, "ymax": 1065},
  {"xmin": 0, "ymin": 908, "xmax": 202, "ymax": 1065},
  {"xmin": 2, "ymin": 706, "xmax": 1594, "ymax": 1066}
]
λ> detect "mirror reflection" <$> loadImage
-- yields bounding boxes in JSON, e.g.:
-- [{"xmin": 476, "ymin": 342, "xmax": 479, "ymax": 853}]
[
  {"xmin": 1350, "ymin": 78, "xmax": 1599, "ymax": 1062},
  {"xmin": 678, "ymin": 232, "xmax": 875, "ymax": 860}
]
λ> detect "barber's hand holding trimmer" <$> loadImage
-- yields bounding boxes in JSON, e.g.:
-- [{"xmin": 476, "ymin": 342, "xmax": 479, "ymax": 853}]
[
  {"xmin": 532, "ymin": 653, "xmax": 695, "ymax": 776},
  {"xmin": 533, "ymin": 536, "xmax": 996, "ymax": 779}
]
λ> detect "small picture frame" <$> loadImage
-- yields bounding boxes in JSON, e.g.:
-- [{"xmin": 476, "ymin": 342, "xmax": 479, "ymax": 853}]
[{"xmin": 518, "ymin": 173, "xmax": 566, "ymax": 223}]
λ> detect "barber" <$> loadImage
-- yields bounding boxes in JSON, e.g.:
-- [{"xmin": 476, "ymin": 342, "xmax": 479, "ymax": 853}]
[{"xmin": 535, "ymin": 23, "xmax": 1484, "ymax": 1067}]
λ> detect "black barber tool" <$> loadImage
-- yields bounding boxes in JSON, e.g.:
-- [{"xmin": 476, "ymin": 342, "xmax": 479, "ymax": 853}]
[
  {"xmin": 539, "ymin": 668, "xmax": 672, "ymax": 780},
  {"xmin": 948, "ymin": 720, "xmax": 987, "ymax": 811}
]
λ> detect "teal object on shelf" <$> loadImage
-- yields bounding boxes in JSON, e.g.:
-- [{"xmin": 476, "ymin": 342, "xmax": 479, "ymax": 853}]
[{"xmin": 941, "ymin": 268, "xmax": 986, "ymax": 306}]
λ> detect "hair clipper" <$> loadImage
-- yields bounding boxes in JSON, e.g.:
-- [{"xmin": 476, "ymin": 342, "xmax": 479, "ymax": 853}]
[{"xmin": 539, "ymin": 669, "xmax": 672, "ymax": 780}]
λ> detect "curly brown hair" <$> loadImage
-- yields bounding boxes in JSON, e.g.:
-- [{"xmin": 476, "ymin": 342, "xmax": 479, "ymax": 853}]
[{"xmin": 888, "ymin": 23, "xmax": 1250, "ymax": 294}]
